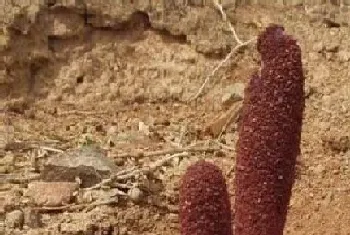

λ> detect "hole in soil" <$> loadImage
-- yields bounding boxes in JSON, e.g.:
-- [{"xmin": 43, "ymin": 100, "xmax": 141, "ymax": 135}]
[
  {"xmin": 76, "ymin": 76, "xmax": 84, "ymax": 84},
  {"xmin": 128, "ymin": 11, "xmax": 151, "ymax": 30}
]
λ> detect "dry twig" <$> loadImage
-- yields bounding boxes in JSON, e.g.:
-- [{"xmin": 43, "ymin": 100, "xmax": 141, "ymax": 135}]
[
  {"xmin": 114, "ymin": 145, "xmax": 219, "ymax": 159},
  {"xmin": 189, "ymin": 2, "xmax": 256, "ymax": 101},
  {"xmin": 218, "ymin": 103, "xmax": 242, "ymax": 139}
]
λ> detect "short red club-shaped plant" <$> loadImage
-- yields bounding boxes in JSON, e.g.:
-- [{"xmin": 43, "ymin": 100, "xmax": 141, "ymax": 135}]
[{"xmin": 179, "ymin": 160, "xmax": 233, "ymax": 235}]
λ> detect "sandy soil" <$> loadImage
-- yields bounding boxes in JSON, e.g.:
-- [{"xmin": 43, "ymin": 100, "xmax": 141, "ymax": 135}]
[{"xmin": 1, "ymin": 2, "xmax": 350, "ymax": 235}]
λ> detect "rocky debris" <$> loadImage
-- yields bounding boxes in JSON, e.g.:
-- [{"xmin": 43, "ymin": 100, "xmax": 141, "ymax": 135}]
[
  {"xmin": 5, "ymin": 210, "xmax": 24, "ymax": 229},
  {"xmin": 138, "ymin": 121, "xmax": 150, "ymax": 136},
  {"xmin": 0, "ymin": 153, "xmax": 15, "ymax": 174},
  {"xmin": 128, "ymin": 187, "xmax": 144, "ymax": 203},
  {"xmin": 304, "ymin": 84, "xmax": 316, "ymax": 98},
  {"xmin": 23, "ymin": 208, "xmax": 42, "ymax": 229},
  {"xmin": 221, "ymin": 83, "xmax": 245, "ymax": 106},
  {"xmin": 325, "ymin": 42, "xmax": 339, "ymax": 53},
  {"xmin": 76, "ymin": 188, "xmax": 121, "ymax": 205},
  {"xmin": 0, "ymin": 70, "xmax": 7, "ymax": 84},
  {"xmin": 169, "ymin": 85, "xmax": 184, "ymax": 100},
  {"xmin": 0, "ymin": 196, "xmax": 5, "ymax": 216},
  {"xmin": 26, "ymin": 182, "xmax": 78, "ymax": 207},
  {"xmin": 1, "ymin": 187, "xmax": 22, "ymax": 213},
  {"xmin": 0, "ymin": 32, "xmax": 10, "ymax": 51},
  {"xmin": 310, "ymin": 165, "xmax": 326, "ymax": 178},
  {"xmin": 47, "ymin": 10, "xmax": 85, "ymax": 38},
  {"xmin": 41, "ymin": 146, "xmax": 117, "ymax": 188},
  {"xmin": 55, "ymin": 212, "xmax": 106, "ymax": 235},
  {"xmin": 338, "ymin": 50, "xmax": 350, "ymax": 62},
  {"xmin": 4, "ymin": 98, "xmax": 30, "ymax": 114},
  {"xmin": 0, "ymin": 124, "xmax": 15, "ymax": 150},
  {"xmin": 110, "ymin": 130, "xmax": 152, "ymax": 149},
  {"xmin": 322, "ymin": 134, "xmax": 350, "ymax": 153},
  {"xmin": 59, "ymin": 222, "xmax": 95, "ymax": 235}
]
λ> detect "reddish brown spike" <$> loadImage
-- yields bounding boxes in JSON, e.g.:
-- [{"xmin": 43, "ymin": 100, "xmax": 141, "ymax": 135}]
[
  {"xmin": 179, "ymin": 160, "xmax": 233, "ymax": 235},
  {"xmin": 234, "ymin": 25, "xmax": 305, "ymax": 235}
]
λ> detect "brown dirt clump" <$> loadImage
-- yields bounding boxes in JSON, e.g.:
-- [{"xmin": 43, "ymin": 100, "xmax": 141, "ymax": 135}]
[
  {"xmin": 179, "ymin": 160, "xmax": 232, "ymax": 235},
  {"xmin": 234, "ymin": 25, "xmax": 305, "ymax": 235}
]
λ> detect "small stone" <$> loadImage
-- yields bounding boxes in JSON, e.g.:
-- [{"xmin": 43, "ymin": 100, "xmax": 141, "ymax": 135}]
[
  {"xmin": 166, "ymin": 213, "xmax": 178, "ymax": 223},
  {"xmin": 5, "ymin": 210, "xmax": 24, "ymax": 229},
  {"xmin": 0, "ymin": 153, "xmax": 15, "ymax": 173},
  {"xmin": 322, "ymin": 192, "xmax": 333, "ymax": 206},
  {"xmin": 169, "ymin": 85, "xmax": 183, "ymax": 100},
  {"xmin": 119, "ymin": 226, "xmax": 128, "ymax": 235},
  {"xmin": 221, "ymin": 83, "xmax": 245, "ymax": 106},
  {"xmin": 0, "ymin": 125, "xmax": 15, "ymax": 149},
  {"xmin": 305, "ymin": 84, "xmax": 316, "ymax": 98},
  {"xmin": 205, "ymin": 102, "xmax": 242, "ymax": 137},
  {"xmin": 338, "ymin": 50, "xmax": 350, "ymax": 62},
  {"xmin": 325, "ymin": 42, "xmax": 339, "ymax": 53},
  {"xmin": 23, "ymin": 208, "xmax": 42, "ymax": 228},
  {"xmin": 313, "ymin": 42, "xmax": 324, "ymax": 52},
  {"xmin": 128, "ymin": 187, "xmax": 143, "ymax": 203},
  {"xmin": 26, "ymin": 182, "xmax": 78, "ymax": 207},
  {"xmin": 107, "ymin": 125, "xmax": 118, "ymax": 135},
  {"xmin": 60, "ymin": 222, "xmax": 86, "ymax": 235},
  {"xmin": 1, "ymin": 187, "xmax": 22, "ymax": 212},
  {"xmin": 311, "ymin": 165, "xmax": 326, "ymax": 176},
  {"xmin": 5, "ymin": 98, "xmax": 29, "ymax": 114},
  {"xmin": 0, "ymin": 70, "xmax": 7, "ymax": 84},
  {"xmin": 323, "ymin": 134, "xmax": 350, "ymax": 153},
  {"xmin": 138, "ymin": 122, "xmax": 150, "ymax": 136}
]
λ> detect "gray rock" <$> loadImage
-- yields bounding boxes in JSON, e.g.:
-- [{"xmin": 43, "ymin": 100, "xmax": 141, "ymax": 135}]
[
  {"xmin": 41, "ymin": 146, "xmax": 117, "ymax": 188},
  {"xmin": 5, "ymin": 210, "xmax": 24, "ymax": 229}
]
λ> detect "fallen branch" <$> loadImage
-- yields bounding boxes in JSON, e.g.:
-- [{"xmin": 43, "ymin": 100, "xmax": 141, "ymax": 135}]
[{"xmin": 32, "ymin": 197, "xmax": 120, "ymax": 213}]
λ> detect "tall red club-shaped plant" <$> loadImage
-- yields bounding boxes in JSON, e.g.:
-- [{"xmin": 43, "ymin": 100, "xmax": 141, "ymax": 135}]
[{"xmin": 234, "ymin": 25, "xmax": 305, "ymax": 235}]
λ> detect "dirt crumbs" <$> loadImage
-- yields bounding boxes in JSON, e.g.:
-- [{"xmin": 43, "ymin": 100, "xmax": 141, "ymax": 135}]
[{"xmin": 1, "ymin": 2, "xmax": 350, "ymax": 235}]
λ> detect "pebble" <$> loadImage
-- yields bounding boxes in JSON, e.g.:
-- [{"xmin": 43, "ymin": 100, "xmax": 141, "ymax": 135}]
[
  {"xmin": 0, "ymin": 153, "xmax": 15, "ymax": 174},
  {"xmin": 5, "ymin": 210, "xmax": 24, "ymax": 229},
  {"xmin": 311, "ymin": 165, "xmax": 326, "ymax": 176},
  {"xmin": 221, "ymin": 83, "xmax": 245, "ymax": 106},
  {"xmin": 325, "ymin": 42, "xmax": 339, "ymax": 53},
  {"xmin": 128, "ymin": 187, "xmax": 143, "ymax": 203},
  {"xmin": 26, "ymin": 182, "xmax": 78, "ymax": 207},
  {"xmin": 23, "ymin": 208, "xmax": 42, "ymax": 228},
  {"xmin": 338, "ymin": 50, "xmax": 350, "ymax": 62},
  {"xmin": 312, "ymin": 42, "xmax": 324, "ymax": 52},
  {"xmin": 169, "ymin": 85, "xmax": 183, "ymax": 100},
  {"xmin": 138, "ymin": 122, "xmax": 150, "ymax": 136}
]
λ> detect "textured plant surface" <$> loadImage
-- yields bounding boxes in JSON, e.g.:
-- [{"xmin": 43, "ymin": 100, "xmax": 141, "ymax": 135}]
[
  {"xmin": 234, "ymin": 25, "xmax": 305, "ymax": 235},
  {"xmin": 179, "ymin": 160, "xmax": 232, "ymax": 235}
]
